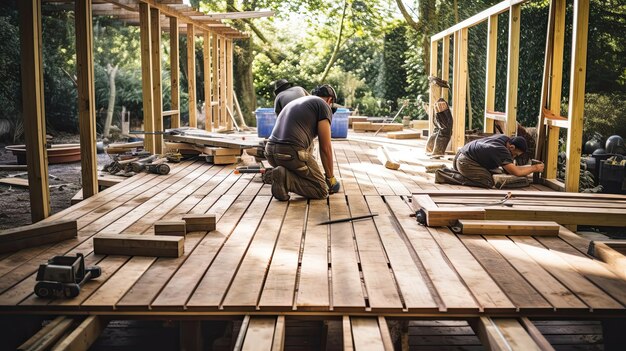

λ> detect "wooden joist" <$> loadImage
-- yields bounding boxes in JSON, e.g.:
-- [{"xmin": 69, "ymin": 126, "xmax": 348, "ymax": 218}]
[
  {"xmin": 97, "ymin": 175, "xmax": 126, "ymax": 188},
  {"xmin": 182, "ymin": 214, "xmax": 216, "ymax": 232},
  {"xmin": 0, "ymin": 220, "xmax": 77, "ymax": 254},
  {"xmin": 236, "ymin": 315, "xmax": 285, "ymax": 351},
  {"xmin": 344, "ymin": 316, "xmax": 394, "ymax": 351},
  {"xmin": 456, "ymin": 220, "xmax": 560, "ymax": 236},
  {"xmin": 50, "ymin": 316, "xmax": 108, "ymax": 351},
  {"xmin": 386, "ymin": 131, "xmax": 421, "ymax": 139},
  {"xmin": 17, "ymin": 316, "xmax": 74, "ymax": 351},
  {"xmin": 377, "ymin": 147, "xmax": 400, "ymax": 170},
  {"xmin": 154, "ymin": 220, "xmax": 186, "ymax": 236},
  {"xmin": 93, "ymin": 234, "xmax": 184, "ymax": 257},
  {"xmin": 421, "ymin": 207, "xmax": 486, "ymax": 227},
  {"xmin": 474, "ymin": 317, "xmax": 553, "ymax": 351},
  {"xmin": 352, "ymin": 122, "xmax": 403, "ymax": 133},
  {"xmin": 485, "ymin": 206, "xmax": 626, "ymax": 227},
  {"xmin": 588, "ymin": 241, "xmax": 626, "ymax": 281}
]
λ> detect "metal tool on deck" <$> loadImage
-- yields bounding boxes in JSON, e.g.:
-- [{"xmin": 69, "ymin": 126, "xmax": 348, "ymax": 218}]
[
  {"xmin": 34, "ymin": 253, "xmax": 101, "ymax": 298},
  {"xmin": 235, "ymin": 161, "xmax": 274, "ymax": 183},
  {"xmin": 318, "ymin": 213, "xmax": 378, "ymax": 225}
]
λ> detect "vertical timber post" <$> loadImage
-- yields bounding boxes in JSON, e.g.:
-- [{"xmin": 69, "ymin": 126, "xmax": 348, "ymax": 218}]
[
  {"xmin": 226, "ymin": 39, "xmax": 234, "ymax": 131},
  {"xmin": 139, "ymin": 3, "xmax": 155, "ymax": 154},
  {"xmin": 19, "ymin": 0, "xmax": 50, "ymax": 221},
  {"xmin": 169, "ymin": 16, "xmax": 180, "ymax": 129},
  {"xmin": 211, "ymin": 32, "xmax": 219, "ymax": 130},
  {"xmin": 187, "ymin": 23, "xmax": 196, "ymax": 128},
  {"xmin": 219, "ymin": 36, "xmax": 227, "ymax": 129},
  {"xmin": 441, "ymin": 35, "xmax": 450, "ymax": 102},
  {"xmin": 150, "ymin": 7, "xmax": 163, "ymax": 154},
  {"xmin": 75, "ymin": 0, "xmax": 98, "ymax": 200},
  {"xmin": 565, "ymin": 0, "xmax": 590, "ymax": 192},
  {"xmin": 428, "ymin": 39, "xmax": 439, "ymax": 136},
  {"xmin": 203, "ymin": 32, "xmax": 212, "ymax": 131},
  {"xmin": 484, "ymin": 14, "xmax": 498, "ymax": 133},
  {"xmin": 505, "ymin": 4, "xmax": 521, "ymax": 136}
]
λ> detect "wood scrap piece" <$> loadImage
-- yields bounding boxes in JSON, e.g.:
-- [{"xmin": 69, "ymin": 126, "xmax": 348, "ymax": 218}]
[
  {"xmin": 93, "ymin": 234, "xmax": 184, "ymax": 257},
  {"xmin": 0, "ymin": 220, "xmax": 77, "ymax": 253},
  {"xmin": 589, "ymin": 242, "xmax": 626, "ymax": 281},
  {"xmin": 386, "ymin": 131, "xmax": 420, "ymax": 139},
  {"xmin": 377, "ymin": 147, "xmax": 400, "ymax": 170},
  {"xmin": 457, "ymin": 220, "xmax": 560, "ymax": 236},
  {"xmin": 204, "ymin": 147, "xmax": 242, "ymax": 156},
  {"xmin": 422, "ymin": 207, "xmax": 485, "ymax": 227},
  {"xmin": 154, "ymin": 220, "xmax": 187, "ymax": 236},
  {"xmin": 205, "ymin": 155, "xmax": 238, "ymax": 165},
  {"xmin": 182, "ymin": 214, "xmax": 216, "ymax": 232},
  {"xmin": 17, "ymin": 316, "xmax": 74, "ymax": 351},
  {"xmin": 0, "ymin": 177, "xmax": 29, "ymax": 187},
  {"xmin": 0, "ymin": 164, "xmax": 28, "ymax": 171},
  {"xmin": 352, "ymin": 121, "xmax": 372, "ymax": 132},
  {"xmin": 484, "ymin": 206, "xmax": 626, "ymax": 227},
  {"xmin": 71, "ymin": 188, "xmax": 83, "ymax": 205}
]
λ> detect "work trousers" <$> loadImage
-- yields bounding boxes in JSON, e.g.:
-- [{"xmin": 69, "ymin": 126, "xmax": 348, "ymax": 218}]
[
  {"xmin": 453, "ymin": 152, "xmax": 495, "ymax": 188},
  {"xmin": 426, "ymin": 102, "xmax": 453, "ymax": 155},
  {"xmin": 265, "ymin": 142, "xmax": 328, "ymax": 199}
]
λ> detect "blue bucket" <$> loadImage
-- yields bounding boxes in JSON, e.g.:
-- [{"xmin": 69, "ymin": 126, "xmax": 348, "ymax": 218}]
[
  {"xmin": 331, "ymin": 108, "xmax": 350, "ymax": 138},
  {"xmin": 255, "ymin": 108, "xmax": 277, "ymax": 138}
]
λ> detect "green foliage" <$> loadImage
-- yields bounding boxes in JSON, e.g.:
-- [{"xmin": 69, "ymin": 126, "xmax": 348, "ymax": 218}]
[
  {"xmin": 580, "ymin": 93, "xmax": 626, "ymax": 142},
  {"xmin": 0, "ymin": 12, "xmax": 22, "ymax": 142}
]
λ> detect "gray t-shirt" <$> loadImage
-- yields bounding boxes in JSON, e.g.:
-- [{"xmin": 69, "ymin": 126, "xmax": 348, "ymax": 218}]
[
  {"xmin": 460, "ymin": 134, "xmax": 513, "ymax": 170},
  {"xmin": 269, "ymin": 96, "xmax": 333, "ymax": 150},
  {"xmin": 274, "ymin": 86, "xmax": 309, "ymax": 115}
]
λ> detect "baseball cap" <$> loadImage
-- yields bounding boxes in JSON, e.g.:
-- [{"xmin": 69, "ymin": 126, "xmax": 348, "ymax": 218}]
[
  {"xmin": 510, "ymin": 136, "xmax": 528, "ymax": 153},
  {"xmin": 312, "ymin": 84, "xmax": 337, "ymax": 104}
]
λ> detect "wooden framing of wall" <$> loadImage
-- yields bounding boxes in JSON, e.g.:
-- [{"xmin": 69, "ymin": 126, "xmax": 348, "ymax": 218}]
[
  {"xmin": 226, "ymin": 38, "xmax": 234, "ymax": 130},
  {"xmin": 187, "ymin": 23, "xmax": 197, "ymax": 128},
  {"xmin": 430, "ymin": 0, "xmax": 590, "ymax": 192},
  {"xmin": 18, "ymin": 0, "xmax": 252, "ymax": 221},
  {"xmin": 211, "ymin": 32, "xmax": 220, "ymax": 130},
  {"xmin": 219, "ymin": 36, "xmax": 228, "ymax": 130},
  {"xmin": 203, "ymin": 32, "xmax": 212, "ymax": 131}
]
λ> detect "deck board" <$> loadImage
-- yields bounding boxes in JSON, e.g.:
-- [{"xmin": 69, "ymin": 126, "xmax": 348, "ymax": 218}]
[{"xmin": 0, "ymin": 136, "xmax": 624, "ymax": 320}]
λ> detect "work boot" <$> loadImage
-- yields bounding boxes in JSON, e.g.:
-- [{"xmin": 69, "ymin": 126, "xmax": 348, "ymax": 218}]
[{"xmin": 271, "ymin": 166, "xmax": 290, "ymax": 201}]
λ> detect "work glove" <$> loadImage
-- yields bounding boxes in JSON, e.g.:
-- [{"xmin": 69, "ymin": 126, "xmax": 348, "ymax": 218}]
[{"xmin": 325, "ymin": 175, "xmax": 341, "ymax": 194}]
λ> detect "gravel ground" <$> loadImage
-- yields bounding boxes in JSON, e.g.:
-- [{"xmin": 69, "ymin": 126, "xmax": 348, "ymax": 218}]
[{"xmin": 0, "ymin": 134, "xmax": 111, "ymax": 229}]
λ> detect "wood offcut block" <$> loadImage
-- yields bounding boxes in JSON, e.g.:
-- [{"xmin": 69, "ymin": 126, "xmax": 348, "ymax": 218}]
[
  {"xmin": 204, "ymin": 147, "xmax": 242, "ymax": 156},
  {"xmin": 205, "ymin": 155, "xmax": 238, "ymax": 165},
  {"xmin": 386, "ymin": 131, "xmax": 420, "ymax": 139},
  {"xmin": 183, "ymin": 214, "xmax": 216, "ymax": 232},
  {"xmin": 93, "ymin": 234, "xmax": 184, "ymax": 257},
  {"xmin": 154, "ymin": 220, "xmax": 187, "ymax": 236},
  {"xmin": 348, "ymin": 116, "xmax": 368, "ymax": 127},
  {"xmin": 0, "ymin": 220, "xmax": 77, "ymax": 253},
  {"xmin": 456, "ymin": 220, "xmax": 560, "ymax": 236},
  {"xmin": 424, "ymin": 207, "xmax": 486, "ymax": 227}
]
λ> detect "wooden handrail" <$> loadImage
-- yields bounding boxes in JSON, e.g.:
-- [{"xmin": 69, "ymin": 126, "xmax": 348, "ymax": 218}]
[{"xmin": 162, "ymin": 110, "xmax": 179, "ymax": 117}]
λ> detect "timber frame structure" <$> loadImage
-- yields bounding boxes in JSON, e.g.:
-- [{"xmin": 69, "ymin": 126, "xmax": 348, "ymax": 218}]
[
  {"xmin": 20, "ymin": 0, "xmax": 272, "ymax": 221},
  {"xmin": 429, "ymin": 0, "xmax": 590, "ymax": 193}
]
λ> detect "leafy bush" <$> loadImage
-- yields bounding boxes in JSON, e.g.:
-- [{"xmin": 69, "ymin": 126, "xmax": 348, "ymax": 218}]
[{"xmin": 581, "ymin": 93, "xmax": 626, "ymax": 143}]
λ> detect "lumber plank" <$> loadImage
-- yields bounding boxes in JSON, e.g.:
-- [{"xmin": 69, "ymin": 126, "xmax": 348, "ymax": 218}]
[
  {"xmin": 295, "ymin": 199, "xmax": 331, "ymax": 310},
  {"xmin": 0, "ymin": 177, "xmax": 29, "ymax": 187},
  {"xmin": 377, "ymin": 147, "xmax": 400, "ymax": 170},
  {"xmin": 182, "ymin": 213, "xmax": 216, "ymax": 232},
  {"xmin": 187, "ymin": 196, "xmax": 271, "ymax": 309},
  {"xmin": 328, "ymin": 196, "xmax": 365, "ymax": 310},
  {"xmin": 50, "ymin": 316, "xmax": 108, "ymax": 351},
  {"xmin": 364, "ymin": 145, "xmax": 411, "ymax": 195},
  {"xmin": 519, "ymin": 317, "xmax": 556, "ymax": 351},
  {"xmin": 93, "ymin": 234, "xmax": 184, "ymax": 258},
  {"xmin": 377, "ymin": 316, "xmax": 395, "ymax": 351},
  {"xmin": 0, "ymin": 164, "xmax": 28, "ymax": 171},
  {"xmin": 151, "ymin": 195, "xmax": 253, "ymax": 309},
  {"xmin": 204, "ymin": 147, "xmax": 242, "ymax": 156},
  {"xmin": 428, "ymin": 227, "xmax": 515, "ymax": 312},
  {"xmin": 205, "ymin": 154, "xmax": 238, "ymax": 165},
  {"xmin": 385, "ymin": 196, "xmax": 479, "ymax": 312},
  {"xmin": 590, "ymin": 242, "xmax": 626, "ymax": 281},
  {"xmin": 241, "ymin": 317, "xmax": 276, "ymax": 351},
  {"xmin": 343, "ymin": 316, "xmax": 354, "ymax": 351},
  {"xmin": 347, "ymin": 195, "xmax": 403, "ymax": 311},
  {"xmin": 459, "ymin": 235, "xmax": 551, "ymax": 310},
  {"xmin": 154, "ymin": 220, "xmax": 186, "ymax": 236},
  {"xmin": 164, "ymin": 133, "xmax": 258, "ymax": 149},
  {"xmin": 386, "ymin": 131, "xmax": 420, "ymax": 139},
  {"xmin": 424, "ymin": 207, "xmax": 486, "ymax": 227},
  {"xmin": 485, "ymin": 206, "xmax": 626, "ymax": 227},
  {"xmin": 350, "ymin": 317, "xmax": 386, "ymax": 351},
  {"xmin": 258, "ymin": 200, "xmax": 307, "ymax": 309},
  {"xmin": 0, "ymin": 220, "xmax": 77, "ymax": 254},
  {"xmin": 17, "ymin": 316, "xmax": 74, "ymax": 351},
  {"xmin": 414, "ymin": 189, "xmax": 626, "ymax": 200},
  {"xmin": 271, "ymin": 315, "xmax": 285, "ymax": 351},
  {"xmin": 475, "ymin": 317, "xmax": 542, "ymax": 351},
  {"xmin": 457, "ymin": 220, "xmax": 560, "ymax": 236}
]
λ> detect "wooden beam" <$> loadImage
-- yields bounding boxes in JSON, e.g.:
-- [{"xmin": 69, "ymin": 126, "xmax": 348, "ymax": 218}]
[
  {"xmin": 485, "ymin": 206, "xmax": 626, "ymax": 227},
  {"xmin": 226, "ymin": 39, "xmax": 234, "ymax": 130},
  {"xmin": 211, "ymin": 32, "xmax": 219, "ymax": 130},
  {"xmin": 151, "ymin": 7, "xmax": 163, "ymax": 154},
  {"xmin": 565, "ymin": 0, "xmax": 590, "ymax": 192},
  {"xmin": 169, "ymin": 16, "xmax": 180, "ymax": 128},
  {"xmin": 457, "ymin": 220, "xmax": 560, "ymax": 236},
  {"xmin": 590, "ymin": 242, "xmax": 626, "ymax": 281},
  {"xmin": 183, "ymin": 213, "xmax": 216, "ymax": 232},
  {"xmin": 342, "ymin": 316, "xmax": 354, "ymax": 351},
  {"xmin": 139, "ymin": 2, "xmax": 155, "ymax": 154},
  {"xmin": 19, "ymin": 0, "xmax": 50, "ymax": 221},
  {"xmin": 154, "ymin": 220, "xmax": 186, "ymax": 236},
  {"xmin": 428, "ymin": 39, "xmax": 439, "ymax": 136},
  {"xmin": 203, "ymin": 32, "xmax": 212, "ymax": 131},
  {"xmin": 504, "ymin": 4, "xmax": 521, "ymax": 136},
  {"xmin": 50, "ymin": 316, "xmax": 108, "ymax": 351},
  {"xmin": 18, "ymin": 316, "xmax": 74, "ymax": 351},
  {"xmin": 219, "ymin": 36, "xmax": 227, "ymax": 129},
  {"xmin": 484, "ymin": 14, "xmax": 498, "ymax": 133},
  {"xmin": 187, "ymin": 23, "xmax": 197, "ymax": 127},
  {"xmin": 93, "ymin": 233, "xmax": 184, "ymax": 257},
  {"xmin": 475, "ymin": 317, "xmax": 544, "ymax": 351},
  {"xmin": 452, "ymin": 28, "xmax": 468, "ymax": 152},
  {"xmin": 441, "ymin": 35, "xmax": 450, "ymax": 101},
  {"xmin": 191, "ymin": 10, "xmax": 274, "ymax": 20}
]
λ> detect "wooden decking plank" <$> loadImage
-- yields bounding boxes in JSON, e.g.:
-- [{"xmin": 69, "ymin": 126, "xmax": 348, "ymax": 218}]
[
  {"xmin": 427, "ymin": 227, "xmax": 515, "ymax": 312},
  {"xmin": 226, "ymin": 173, "xmax": 254, "ymax": 196},
  {"xmin": 241, "ymin": 174, "xmax": 264, "ymax": 196},
  {"xmin": 364, "ymin": 195, "xmax": 438, "ymax": 311},
  {"xmin": 347, "ymin": 195, "xmax": 403, "ymax": 311},
  {"xmin": 366, "ymin": 147, "xmax": 411, "ymax": 196},
  {"xmin": 188, "ymin": 165, "xmax": 234, "ymax": 197},
  {"xmin": 295, "ymin": 199, "xmax": 330, "ymax": 310},
  {"xmin": 459, "ymin": 235, "xmax": 551, "ymax": 310},
  {"xmin": 509, "ymin": 236, "xmax": 623, "ymax": 310},
  {"xmin": 258, "ymin": 200, "xmax": 307, "ymax": 310},
  {"xmin": 335, "ymin": 148, "xmax": 362, "ymax": 195},
  {"xmin": 241, "ymin": 317, "xmax": 276, "ymax": 351},
  {"xmin": 384, "ymin": 196, "xmax": 479, "ymax": 312},
  {"xmin": 150, "ymin": 195, "xmax": 252, "ymax": 309},
  {"xmin": 355, "ymin": 144, "xmax": 394, "ymax": 196},
  {"xmin": 350, "ymin": 317, "xmax": 387, "ymax": 351},
  {"xmin": 485, "ymin": 236, "xmax": 587, "ymax": 310},
  {"xmin": 534, "ymin": 236, "xmax": 626, "ymax": 306},
  {"xmin": 329, "ymin": 196, "xmax": 366, "ymax": 310},
  {"xmin": 186, "ymin": 196, "xmax": 272, "ymax": 309},
  {"xmin": 221, "ymin": 201, "xmax": 288, "ymax": 309},
  {"xmin": 344, "ymin": 146, "xmax": 378, "ymax": 196}
]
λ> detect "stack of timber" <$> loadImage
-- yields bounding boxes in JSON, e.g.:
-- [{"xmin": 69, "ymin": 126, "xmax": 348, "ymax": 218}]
[
  {"xmin": 352, "ymin": 121, "xmax": 403, "ymax": 133},
  {"xmin": 411, "ymin": 190, "xmax": 626, "ymax": 227},
  {"xmin": 105, "ymin": 141, "xmax": 144, "ymax": 154},
  {"xmin": 164, "ymin": 131, "xmax": 258, "ymax": 149},
  {"xmin": 348, "ymin": 116, "xmax": 368, "ymax": 127},
  {"xmin": 204, "ymin": 147, "xmax": 241, "ymax": 165},
  {"xmin": 93, "ymin": 234, "xmax": 184, "ymax": 258},
  {"xmin": 0, "ymin": 220, "xmax": 77, "ymax": 253}
]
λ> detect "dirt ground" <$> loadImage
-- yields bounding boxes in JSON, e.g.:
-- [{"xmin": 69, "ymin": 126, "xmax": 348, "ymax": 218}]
[{"xmin": 0, "ymin": 134, "xmax": 110, "ymax": 230}]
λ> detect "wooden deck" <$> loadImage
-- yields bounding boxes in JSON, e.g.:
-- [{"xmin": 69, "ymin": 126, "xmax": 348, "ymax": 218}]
[{"xmin": 0, "ymin": 137, "xmax": 625, "ymax": 319}]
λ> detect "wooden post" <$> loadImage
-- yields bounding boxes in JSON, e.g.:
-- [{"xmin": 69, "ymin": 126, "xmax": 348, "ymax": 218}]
[
  {"xmin": 169, "ymin": 16, "xmax": 180, "ymax": 129},
  {"xmin": 150, "ymin": 7, "xmax": 163, "ymax": 154},
  {"xmin": 505, "ymin": 4, "xmax": 521, "ymax": 136},
  {"xmin": 139, "ymin": 3, "xmax": 155, "ymax": 154},
  {"xmin": 451, "ymin": 28, "xmax": 468, "ymax": 152},
  {"xmin": 187, "ymin": 23, "xmax": 196, "ymax": 128},
  {"xmin": 441, "ymin": 35, "xmax": 450, "ymax": 101},
  {"xmin": 211, "ymin": 32, "xmax": 219, "ymax": 130},
  {"xmin": 545, "ymin": 0, "xmax": 566, "ymax": 180},
  {"xmin": 203, "ymin": 32, "xmax": 212, "ymax": 131},
  {"xmin": 19, "ymin": 0, "xmax": 50, "ymax": 221},
  {"xmin": 219, "ymin": 36, "xmax": 227, "ymax": 129},
  {"xmin": 484, "ymin": 14, "xmax": 498, "ymax": 133},
  {"xmin": 226, "ymin": 39, "xmax": 234, "ymax": 131},
  {"xmin": 565, "ymin": 0, "xmax": 589, "ymax": 193},
  {"xmin": 428, "ymin": 39, "xmax": 439, "ymax": 136},
  {"xmin": 75, "ymin": 0, "xmax": 98, "ymax": 200}
]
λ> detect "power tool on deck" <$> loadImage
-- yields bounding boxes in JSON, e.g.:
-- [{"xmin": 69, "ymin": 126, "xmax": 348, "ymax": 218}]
[
  {"xmin": 235, "ymin": 160, "xmax": 274, "ymax": 183},
  {"xmin": 34, "ymin": 253, "xmax": 101, "ymax": 298}
]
